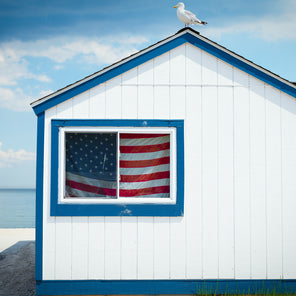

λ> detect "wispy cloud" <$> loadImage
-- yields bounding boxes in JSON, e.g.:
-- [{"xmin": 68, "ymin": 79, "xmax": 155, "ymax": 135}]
[
  {"xmin": 0, "ymin": 142, "xmax": 35, "ymax": 168},
  {"xmin": 0, "ymin": 87, "xmax": 51, "ymax": 112},
  {"xmin": 0, "ymin": 34, "xmax": 148, "ymax": 112},
  {"xmin": 204, "ymin": 0, "xmax": 296, "ymax": 42}
]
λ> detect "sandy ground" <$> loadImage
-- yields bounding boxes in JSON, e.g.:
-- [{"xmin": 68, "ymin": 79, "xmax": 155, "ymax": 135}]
[{"xmin": 0, "ymin": 228, "xmax": 36, "ymax": 296}]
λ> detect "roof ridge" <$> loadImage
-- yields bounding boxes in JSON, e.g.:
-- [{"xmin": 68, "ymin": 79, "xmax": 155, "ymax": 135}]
[{"xmin": 31, "ymin": 28, "xmax": 296, "ymax": 115}]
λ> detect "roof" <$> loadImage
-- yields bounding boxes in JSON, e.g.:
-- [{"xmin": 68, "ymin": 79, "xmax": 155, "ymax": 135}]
[{"xmin": 31, "ymin": 27, "xmax": 296, "ymax": 116}]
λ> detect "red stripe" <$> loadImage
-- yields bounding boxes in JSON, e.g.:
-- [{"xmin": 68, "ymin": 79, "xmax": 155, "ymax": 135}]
[
  {"xmin": 120, "ymin": 133, "xmax": 169, "ymax": 139},
  {"xmin": 120, "ymin": 142, "xmax": 170, "ymax": 153},
  {"xmin": 120, "ymin": 186, "xmax": 170, "ymax": 197},
  {"xmin": 120, "ymin": 156, "xmax": 170, "ymax": 168},
  {"xmin": 120, "ymin": 171, "xmax": 170, "ymax": 182},
  {"xmin": 66, "ymin": 179, "xmax": 116, "ymax": 196}
]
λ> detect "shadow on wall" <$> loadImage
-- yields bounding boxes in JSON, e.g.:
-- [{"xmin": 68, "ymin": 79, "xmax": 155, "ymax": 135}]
[{"xmin": 0, "ymin": 241, "xmax": 36, "ymax": 296}]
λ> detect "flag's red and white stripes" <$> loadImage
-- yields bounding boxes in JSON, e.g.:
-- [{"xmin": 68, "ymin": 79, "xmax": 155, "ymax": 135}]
[
  {"xmin": 119, "ymin": 133, "xmax": 170, "ymax": 198},
  {"xmin": 65, "ymin": 172, "xmax": 117, "ymax": 198}
]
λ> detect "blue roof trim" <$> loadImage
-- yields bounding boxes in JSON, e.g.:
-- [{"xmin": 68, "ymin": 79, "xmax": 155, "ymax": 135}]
[
  {"xmin": 32, "ymin": 30, "xmax": 296, "ymax": 116},
  {"xmin": 36, "ymin": 279, "xmax": 296, "ymax": 295}
]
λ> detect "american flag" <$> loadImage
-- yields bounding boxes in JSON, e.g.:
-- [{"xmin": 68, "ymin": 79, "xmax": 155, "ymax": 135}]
[{"xmin": 65, "ymin": 132, "xmax": 170, "ymax": 199}]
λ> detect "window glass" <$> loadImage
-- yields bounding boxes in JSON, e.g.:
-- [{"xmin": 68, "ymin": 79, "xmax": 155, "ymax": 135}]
[
  {"xmin": 119, "ymin": 133, "xmax": 170, "ymax": 198},
  {"xmin": 64, "ymin": 132, "xmax": 170, "ymax": 199},
  {"xmin": 65, "ymin": 132, "xmax": 117, "ymax": 198}
]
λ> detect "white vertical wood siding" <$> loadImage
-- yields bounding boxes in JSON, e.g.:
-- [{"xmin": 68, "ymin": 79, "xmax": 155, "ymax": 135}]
[{"xmin": 43, "ymin": 43, "xmax": 296, "ymax": 280}]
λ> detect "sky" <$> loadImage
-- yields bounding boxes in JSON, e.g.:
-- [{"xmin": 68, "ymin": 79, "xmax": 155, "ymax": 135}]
[{"xmin": 0, "ymin": 0, "xmax": 295, "ymax": 188}]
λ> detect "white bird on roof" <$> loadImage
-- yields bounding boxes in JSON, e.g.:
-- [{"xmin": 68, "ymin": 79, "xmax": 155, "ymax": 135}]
[{"xmin": 174, "ymin": 2, "xmax": 207, "ymax": 27}]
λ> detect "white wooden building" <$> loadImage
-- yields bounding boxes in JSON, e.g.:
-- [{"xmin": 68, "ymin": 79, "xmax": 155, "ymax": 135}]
[{"xmin": 31, "ymin": 28, "xmax": 296, "ymax": 295}]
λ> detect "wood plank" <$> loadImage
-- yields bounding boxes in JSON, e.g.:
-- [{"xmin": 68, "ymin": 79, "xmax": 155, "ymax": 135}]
[
  {"xmin": 121, "ymin": 67, "xmax": 138, "ymax": 85},
  {"xmin": 233, "ymin": 68, "xmax": 249, "ymax": 87},
  {"xmin": 121, "ymin": 217, "xmax": 137, "ymax": 279},
  {"xmin": 138, "ymin": 217, "xmax": 154, "ymax": 279},
  {"xmin": 88, "ymin": 217, "xmax": 105, "ymax": 279},
  {"xmin": 105, "ymin": 217, "xmax": 121, "ymax": 279},
  {"xmin": 55, "ymin": 98, "xmax": 73, "ymax": 118},
  {"xmin": 138, "ymin": 60, "xmax": 153, "ymax": 85},
  {"xmin": 265, "ymin": 86, "xmax": 282, "ymax": 279},
  {"xmin": 217, "ymin": 86, "xmax": 234, "ymax": 279},
  {"xmin": 154, "ymin": 52, "xmax": 170, "ymax": 85},
  {"xmin": 71, "ymin": 217, "xmax": 89, "ymax": 279},
  {"xmin": 154, "ymin": 217, "xmax": 170, "ymax": 279},
  {"xmin": 72, "ymin": 91, "xmax": 89, "ymax": 118},
  {"xmin": 185, "ymin": 86, "xmax": 202, "ymax": 279},
  {"xmin": 89, "ymin": 83, "xmax": 106, "ymax": 119},
  {"xmin": 55, "ymin": 217, "xmax": 72, "ymax": 279},
  {"xmin": 138, "ymin": 85, "xmax": 154, "ymax": 119},
  {"xmin": 154, "ymin": 86, "xmax": 170, "ymax": 119},
  {"xmin": 233, "ymin": 86, "xmax": 251, "ymax": 279},
  {"xmin": 106, "ymin": 76, "xmax": 121, "ymax": 119},
  {"xmin": 249, "ymin": 85, "xmax": 267, "ymax": 279},
  {"xmin": 202, "ymin": 86, "xmax": 218, "ymax": 278},
  {"xmin": 170, "ymin": 86, "xmax": 186, "ymax": 119},
  {"xmin": 170, "ymin": 45, "xmax": 186, "ymax": 85},
  {"xmin": 185, "ymin": 43, "xmax": 202, "ymax": 85},
  {"xmin": 122, "ymin": 85, "xmax": 138, "ymax": 119},
  {"xmin": 281, "ymin": 93, "xmax": 296, "ymax": 279},
  {"xmin": 170, "ymin": 217, "xmax": 186, "ymax": 279},
  {"xmin": 201, "ymin": 52, "xmax": 217, "ymax": 85},
  {"xmin": 217, "ymin": 59, "xmax": 233, "ymax": 86}
]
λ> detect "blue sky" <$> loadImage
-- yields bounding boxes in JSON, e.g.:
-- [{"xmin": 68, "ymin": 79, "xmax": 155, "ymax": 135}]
[{"xmin": 0, "ymin": 0, "xmax": 295, "ymax": 188}]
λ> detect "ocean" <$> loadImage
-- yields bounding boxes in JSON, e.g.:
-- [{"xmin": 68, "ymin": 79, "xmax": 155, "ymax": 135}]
[{"xmin": 0, "ymin": 189, "xmax": 35, "ymax": 228}]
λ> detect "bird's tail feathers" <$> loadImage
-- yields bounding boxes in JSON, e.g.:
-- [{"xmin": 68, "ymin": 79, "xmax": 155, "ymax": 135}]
[{"xmin": 194, "ymin": 20, "xmax": 207, "ymax": 25}]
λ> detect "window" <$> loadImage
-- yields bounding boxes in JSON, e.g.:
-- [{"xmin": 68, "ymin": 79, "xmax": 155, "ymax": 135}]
[{"xmin": 51, "ymin": 120, "xmax": 184, "ymax": 216}]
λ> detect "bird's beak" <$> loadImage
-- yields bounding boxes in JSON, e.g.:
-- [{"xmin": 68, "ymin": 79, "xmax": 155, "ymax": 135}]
[{"xmin": 173, "ymin": 5, "xmax": 178, "ymax": 8}]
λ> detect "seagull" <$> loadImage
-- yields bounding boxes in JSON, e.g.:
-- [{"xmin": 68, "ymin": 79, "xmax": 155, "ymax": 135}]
[{"xmin": 173, "ymin": 2, "xmax": 207, "ymax": 27}]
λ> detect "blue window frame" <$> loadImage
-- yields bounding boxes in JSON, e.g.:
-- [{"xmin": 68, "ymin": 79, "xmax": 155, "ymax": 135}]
[{"xmin": 50, "ymin": 119, "xmax": 184, "ymax": 216}]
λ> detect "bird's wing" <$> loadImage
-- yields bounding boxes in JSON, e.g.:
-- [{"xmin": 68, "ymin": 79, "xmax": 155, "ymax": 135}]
[{"xmin": 184, "ymin": 9, "xmax": 202, "ymax": 23}]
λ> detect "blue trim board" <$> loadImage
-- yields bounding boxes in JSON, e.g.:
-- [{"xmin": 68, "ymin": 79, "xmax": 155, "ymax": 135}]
[
  {"xmin": 32, "ymin": 30, "xmax": 296, "ymax": 116},
  {"xmin": 35, "ymin": 112, "xmax": 45, "ymax": 281},
  {"xmin": 36, "ymin": 279, "xmax": 296, "ymax": 295},
  {"xmin": 50, "ymin": 119, "xmax": 184, "ymax": 217}
]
